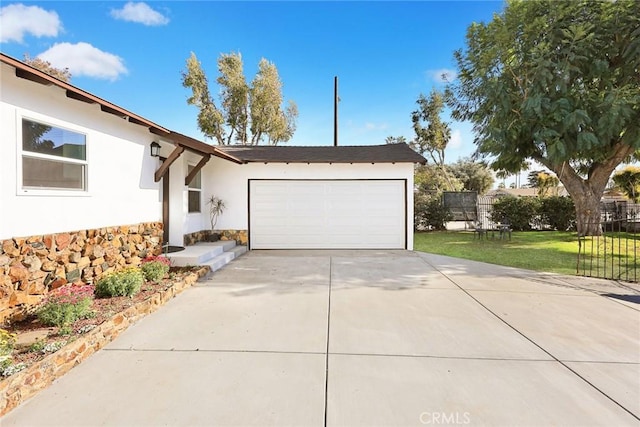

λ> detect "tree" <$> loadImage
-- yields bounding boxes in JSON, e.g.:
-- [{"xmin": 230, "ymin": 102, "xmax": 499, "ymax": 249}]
[
  {"xmin": 182, "ymin": 52, "xmax": 298, "ymax": 145},
  {"xmin": 22, "ymin": 119, "xmax": 54, "ymax": 154},
  {"xmin": 414, "ymin": 164, "xmax": 462, "ymax": 195},
  {"xmin": 23, "ymin": 54, "xmax": 71, "ymax": 82},
  {"xmin": 535, "ymin": 171, "xmax": 560, "ymax": 197},
  {"xmin": 385, "ymin": 136, "xmax": 407, "ymax": 145},
  {"xmin": 411, "ymin": 89, "xmax": 451, "ymax": 166},
  {"xmin": 447, "ymin": 0, "xmax": 640, "ymax": 235},
  {"xmin": 526, "ymin": 170, "xmax": 547, "ymax": 188},
  {"xmin": 411, "ymin": 89, "xmax": 459, "ymax": 191},
  {"xmin": 448, "ymin": 158, "xmax": 495, "ymax": 195},
  {"xmin": 612, "ymin": 166, "xmax": 640, "ymax": 203}
]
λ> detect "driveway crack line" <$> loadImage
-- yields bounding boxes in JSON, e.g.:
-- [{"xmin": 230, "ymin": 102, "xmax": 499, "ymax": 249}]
[
  {"xmin": 102, "ymin": 348, "xmax": 326, "ymax": 356},
  {"xmin": 323, "ymin": 256, "xmax": 332, "ymax": 427},
  {"xmin": 418, "ymin": 255, "xmax": 640, "ymax": 422}
]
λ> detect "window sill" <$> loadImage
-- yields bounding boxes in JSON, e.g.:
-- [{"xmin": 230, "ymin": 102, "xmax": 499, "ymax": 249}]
[{"xmin": 17, "ymin": 189, "xmax": 91, "ymax": 197}]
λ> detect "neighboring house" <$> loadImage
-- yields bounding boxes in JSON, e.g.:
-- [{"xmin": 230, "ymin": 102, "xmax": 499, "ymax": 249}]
[{"xmin": 1, "ymin": 53, "xmax": 425, "ymax": 251}]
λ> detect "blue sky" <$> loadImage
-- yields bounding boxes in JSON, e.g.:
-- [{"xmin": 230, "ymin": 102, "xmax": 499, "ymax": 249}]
[{"xmin": 1, "ymin": 1, "xmax": 505, "ymax": 164}]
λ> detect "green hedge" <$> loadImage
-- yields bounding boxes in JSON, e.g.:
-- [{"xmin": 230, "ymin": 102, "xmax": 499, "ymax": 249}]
[
  {"xmin": 490, "ymin": 196, "xmax": 575, "ymax": 231},
  {"xmin": 415, "ymin": 194, "xmax": 453, "ymax": 231}
]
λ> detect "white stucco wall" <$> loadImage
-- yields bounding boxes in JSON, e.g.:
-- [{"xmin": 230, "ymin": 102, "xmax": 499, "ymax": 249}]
[
  {"xmin": 0, "ymin": 63, "xmax": 162, "ymax": 239},
  {"xmin": 189, "ymin": 157, "xmax": 416, "ymax": 249}
]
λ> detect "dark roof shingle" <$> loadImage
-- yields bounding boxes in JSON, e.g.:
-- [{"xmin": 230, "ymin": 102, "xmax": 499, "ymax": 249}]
[{"xmin": 217, "ymin": 143, "xmax": 426, "ymax": 164}]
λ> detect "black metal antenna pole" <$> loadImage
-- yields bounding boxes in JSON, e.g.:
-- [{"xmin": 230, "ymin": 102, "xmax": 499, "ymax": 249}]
[{"xmin": 334, "ymin": 76, "xmax": 338, "ymax": 146}]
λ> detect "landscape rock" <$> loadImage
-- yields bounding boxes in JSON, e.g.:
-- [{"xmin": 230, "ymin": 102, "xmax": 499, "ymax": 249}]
[{"xmin": 0, "ymin": 222, "xmax": 163, "ymax": 324}]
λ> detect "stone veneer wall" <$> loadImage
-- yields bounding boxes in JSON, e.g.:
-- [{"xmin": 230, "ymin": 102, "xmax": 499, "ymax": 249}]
[
  {"xmin": 184, "ymin": 229, "xmax": 248, "ymax": 246},
  {"xmin": 0, "ymin": 222, "xmax": 163, "ymax": 324}
]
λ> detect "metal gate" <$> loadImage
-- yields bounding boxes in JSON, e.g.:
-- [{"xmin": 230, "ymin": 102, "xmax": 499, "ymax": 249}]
[{"xmin": 577, "ymin": 206, "xmax": 640, "ymax": 282}]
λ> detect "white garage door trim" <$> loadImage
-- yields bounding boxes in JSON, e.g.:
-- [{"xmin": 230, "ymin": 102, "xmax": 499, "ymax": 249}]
[{"xmin": 249, "ymin": 179, "xmax": 406, "ymax": 249}]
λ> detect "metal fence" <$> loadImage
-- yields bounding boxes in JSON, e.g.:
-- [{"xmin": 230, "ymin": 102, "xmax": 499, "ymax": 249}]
[
  {"xmin": 441, "ymin": 193, "xmax": 639, "ymax": 282},
  {"xmin": 476, "ymin": 195, "xmax": 497, "ymax": 228},
  {"xmin": 476, "ymin": 196, "xmax": 640, "ymax": 282},
  {"xmin": 576, "ymin": 204, "xmax": 640, "ymax": 282}
]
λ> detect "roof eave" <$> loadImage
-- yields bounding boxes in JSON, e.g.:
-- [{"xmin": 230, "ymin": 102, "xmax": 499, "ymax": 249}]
[{"xmin": 2, "ymin": 53, "xmax": 171, "ymax": 136}]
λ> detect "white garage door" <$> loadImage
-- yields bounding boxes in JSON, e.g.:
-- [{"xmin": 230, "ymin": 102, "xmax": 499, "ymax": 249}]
[{"xmin": 249, "ymin": 180, "xmax": 406, "ymax": 249}]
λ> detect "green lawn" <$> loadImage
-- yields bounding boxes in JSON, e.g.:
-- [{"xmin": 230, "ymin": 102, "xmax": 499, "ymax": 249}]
[{"xmin": 414, "ymin": 231, "xmax": 605, "ymax": 276}]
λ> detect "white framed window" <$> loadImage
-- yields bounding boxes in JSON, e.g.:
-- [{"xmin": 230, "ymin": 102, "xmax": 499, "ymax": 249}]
[
  {"xmin": 19, "ymin": 117, "xmax": 87, "ymax": 192},
  {"xmin": 187, "ymin": 164, "xmax": 201, "ymax": 213}
]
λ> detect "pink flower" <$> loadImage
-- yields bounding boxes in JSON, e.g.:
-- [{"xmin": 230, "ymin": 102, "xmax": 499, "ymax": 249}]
[
  {"xmin": 46, "ymin": 283, "xmax": 95, "ymax": 305},
  {"xmin": 141, "ymin": 255, "xmax": 171, "ymax": 266}
]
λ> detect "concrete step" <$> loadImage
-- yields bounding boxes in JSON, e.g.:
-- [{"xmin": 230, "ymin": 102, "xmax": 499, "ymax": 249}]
[
  {"xmin": 202, "ymin": 245, "xmax": 248, "ymax": 274},
  {"xmin": 167, "ymin": 241, "xmax": 236, "ymax": 266},
  {"xmin": 203, "ymin": 251, "xmax": 236, "ymax": 273},
  {"xmin": 195, "ymin": 240, "xmax": 237, "ymax": 252},
  {"xmin": 229, "ymin": 245, "xmax": 248, "ymax": 258}
]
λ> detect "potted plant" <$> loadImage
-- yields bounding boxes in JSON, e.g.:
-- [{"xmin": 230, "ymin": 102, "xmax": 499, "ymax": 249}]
[{"xmin": 207, "ymin": 195, "xmax": 226, "ymax": 241}]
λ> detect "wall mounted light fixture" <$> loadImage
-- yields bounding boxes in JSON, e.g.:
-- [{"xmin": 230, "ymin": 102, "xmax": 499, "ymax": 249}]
[{"xmin": 150, "ymin": 141, "xmax": 161, "ymax": 157}]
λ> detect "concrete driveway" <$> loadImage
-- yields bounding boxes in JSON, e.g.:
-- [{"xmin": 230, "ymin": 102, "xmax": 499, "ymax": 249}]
[{"xmin": 2, "ymin": 250, "xmax": 639, "ymax": 426}]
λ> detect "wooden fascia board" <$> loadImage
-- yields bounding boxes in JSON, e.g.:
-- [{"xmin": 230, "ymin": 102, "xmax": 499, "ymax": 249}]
[
  {"xmin": 154, "ymin": 146, "xmax": 184, "ymax": 182},
  {"xmin": 185, "ymin": 154, "xmax": 211, "ymax": 185}
]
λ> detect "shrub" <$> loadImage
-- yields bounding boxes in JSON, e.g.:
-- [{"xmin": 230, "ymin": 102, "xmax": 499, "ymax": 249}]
[
  {"xmin": 37, "ymin": 284, "xmax": 95, "ymax": 329},
  {"xmin": 490, "ymin": 196, "xmax": 541, "ymax": 231},
  {"xmin": 28, "ymin": 340, "xmax": 67, "ymax": 354},
  {"xmin": 415, "ymin": 193, "xmax": 453, "ymax": 231},
  {"xmin": 0, "ymin": 329, "xmax": 17, "ymax": 369},
  {"xmin": 140, "ymin": 256, "xmax": 171, "ymax": 282},
  {"xmin": 540, "ymin": 196, "xmax": 576, "ymax": 231},
  {"xmin": 95, "ymin": 267, "xmax": 144, "ymax": 298},
  {"xmin": 1, "ymin": 362, "xmax": 26, "ymax": 377}
]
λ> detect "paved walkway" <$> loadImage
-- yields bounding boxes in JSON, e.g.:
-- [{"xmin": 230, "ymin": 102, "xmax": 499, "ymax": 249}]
[{"xmin": 2, "ymin": 250, "xmax": 639, "ymax": 426}]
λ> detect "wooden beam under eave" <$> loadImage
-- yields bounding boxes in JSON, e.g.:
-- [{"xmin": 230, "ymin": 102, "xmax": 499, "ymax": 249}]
[
  {"xmin": 66, "ymin": 90, "xmax": 94, "ymax": 104},
  {"xmin": 185, "ymin": 154, "xmax": 211, "ymax": 185},
  {"xmin": 154, "ymin": 146, "xmax": 184, "ymax": 182},
  {"xmin": 15, "ymin": 68, "xmax": 52, "ymax": 86}
]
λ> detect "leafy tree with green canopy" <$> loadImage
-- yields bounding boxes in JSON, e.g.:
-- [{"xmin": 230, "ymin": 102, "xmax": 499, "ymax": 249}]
[
  {"xmin": 411, "ymin": 89, "xmax": 460, "ymax": 191},
  {"xmin": 182, "ymin": 52, "xmax": 298, "ymax": 145},
  {"xmin": 612, "ymin": 166, "xmax": 640, "ymax": 203},
  {"xmin": 447, "ymin": 0, "xmax": 640, "ymax": 235},
  {"xmin": 414, "ymin": 164, "xmax": 462, "ymax": 195},
  {"xmin": 411, "ymin": 89, "xmax": 451, "ymax": 167},
  {"xmin": 448, "ymin": 158, "xmax": 495, "ymax": 195}
]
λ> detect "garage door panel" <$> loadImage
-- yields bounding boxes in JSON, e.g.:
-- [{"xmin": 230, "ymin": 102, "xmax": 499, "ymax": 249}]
[{"xmin": 250, "ymin": 180, "xmax": 405, "ymax": 249}]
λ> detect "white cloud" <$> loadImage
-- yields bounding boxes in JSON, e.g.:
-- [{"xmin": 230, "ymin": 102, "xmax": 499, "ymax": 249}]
[
  {"xmin": 0, "ymin": 4, "xmax": 62, "ymax": 43},
  {"xmin": 428, "ymin": 68, "xmax": 457, "ymax": 84},
  {"xmin": 110, "ymin": 2, "xmax": 169, "ymax": 26},
  {"xmin": 38, "ymin": 43, "xmax": 128, "ymax": 81},
  {"xmin": 449, "ymin": 129, "xmax": 463, "ymax": 149}
]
